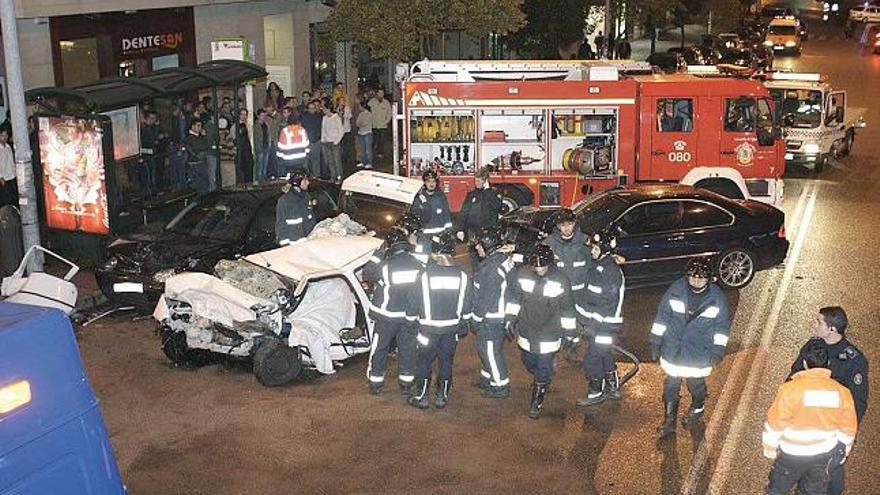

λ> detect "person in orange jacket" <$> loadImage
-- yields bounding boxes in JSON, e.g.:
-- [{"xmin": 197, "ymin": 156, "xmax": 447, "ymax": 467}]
[{"xmin": 763, "ymin": 339, "xmax": 858, "ymax": 495}]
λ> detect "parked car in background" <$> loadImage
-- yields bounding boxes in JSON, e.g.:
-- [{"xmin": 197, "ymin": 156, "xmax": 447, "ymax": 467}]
[
  {"xmin": 761, "ymin": 5, "xmax": 795, "ymax": 19},
  {"xmin": 502, "ymin": 184, "xmax": 789, "ymax": 289},
  {"xmin": 668, "ymin": 46, "xmax": 714, "ymax": 65},
  {"xmin": 691, "ymin": 45, "xmax": 723, "ymax": 64},
  {"xmin": 646, "ymin": 51, "xmax": 686, "ymax": 73},
  {"xmin": 849, "ymin": 5, "xmax": 880, "ymax": 22},
  {"xmin": 719, "ymin": 48, "xmax": 762, "ymax": 71}
]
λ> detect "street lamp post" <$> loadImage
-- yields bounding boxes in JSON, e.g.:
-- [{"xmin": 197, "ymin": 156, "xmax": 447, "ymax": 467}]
[{"xmin": 0, "ymin": 0, "xmax": 43, "ymax": 271}]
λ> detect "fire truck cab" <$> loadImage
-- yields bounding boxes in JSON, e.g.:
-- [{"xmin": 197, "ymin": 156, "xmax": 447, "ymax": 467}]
[
  {"xmin": 761, "ymin": 72, "xmax": 866, "ymax": 172},
  {"xmin": 396, "ymin": 60, "xmax": 785, "ymax": 212}
]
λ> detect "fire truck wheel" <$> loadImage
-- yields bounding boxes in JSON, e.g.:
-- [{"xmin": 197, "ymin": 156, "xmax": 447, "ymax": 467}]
[
  {"xmin": 716, "ymin": 248, "xmax": 755, "ymax": 289},
  {"xmin": 253, "ymin": 338, "xmax": 302, "ymax": 387},
  {"xmin": 498, "ymin": 186, "xmax": 533, "ymax": 214},
  {"xmin": 160, "ymin": 326, "xmax": 213, "ymax": 368}
]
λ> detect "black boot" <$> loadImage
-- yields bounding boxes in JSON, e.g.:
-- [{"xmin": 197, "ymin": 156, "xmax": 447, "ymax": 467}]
[
  {"xmin": 576, "ymin": 378, "xmax": 606, "ymax": 406},
  {"xmin": 368, "ymin": 381, "xmax": 384, "ymax": 395},
  {"xmin": 681, "ymin": 403, "xmax": 705, "ymax": 427},
  {"xmin": 471, "ymin": 375, "xmax": 490, "ymax": 390},
  {"xmin": 398, "ymin": 379, "xmax": 413, "ymax": 395},
  {"xmin": 528, "ymin": 383, "xmax": 547, "ymax": 419},
  {"xmin": 603, "ymin": 370, "xmax": 623, "ymax": 401},
  {"xmin": 658, "ymin": 401, "xmax": 679, "ymax": 438},
  {"xmin": 481, "ymin": 384, "xmax": 511, "ymax": 399},
  {"xmin": 407, "ymin": 378, "xmax": 431, "ymax": 410},
  {"xmin": 434, "ymin": 379, "xmax": 450, "ymax": 409}
]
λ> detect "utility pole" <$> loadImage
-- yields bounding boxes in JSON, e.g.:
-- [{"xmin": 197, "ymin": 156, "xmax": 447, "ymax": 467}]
[
  {"xmin": 1, "ymin": 0, "xmax": 43, "ymax": 271},
  {"xmin": 604, "ymin": 0, "xmax": 613, "ymax": 58}
]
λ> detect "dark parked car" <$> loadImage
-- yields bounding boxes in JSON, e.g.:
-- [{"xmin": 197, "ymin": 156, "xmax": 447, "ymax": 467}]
[
  {"xmin": 502, "ymin": 184, "xmax": 789, "ymax": 289},
  {"xmin": 760, "ymin": 5, "xmax": 794, "ymax": 19},
  {"xmin": 668, "ymin": 46, "xmax": 714, "ymax": 65},
  {"xmin": 95, "ymin": 181, "xmax": 340, "ymax": 311},
  {"xmin": 718, "ymin": 48, "xmax": 761, "ymax": 71},
  {"xmin": 691, "ymin": 45, "xmax": 723, "ymax": 64},
  {"xmin": 646, "ymin": 52, "xmax": 686, "ymax": 73}
]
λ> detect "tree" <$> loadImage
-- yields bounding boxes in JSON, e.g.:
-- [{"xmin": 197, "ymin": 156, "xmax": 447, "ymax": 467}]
[
  {"xmin": 327, "ymin": 0, "xmax": 526, "ymax": 61},
  {"xmin": 505, "ymin": 0, "xmax": 597, "ymax": 59}
]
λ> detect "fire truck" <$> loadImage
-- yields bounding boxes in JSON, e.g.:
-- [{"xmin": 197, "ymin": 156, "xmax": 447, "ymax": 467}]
[
  {"xmin": 393, "ymin": 60, "xmax": 785, "ymax": 213},
  {"xmin": 760, "ymin": 72, "xmax": 866, "ymax": 172}
]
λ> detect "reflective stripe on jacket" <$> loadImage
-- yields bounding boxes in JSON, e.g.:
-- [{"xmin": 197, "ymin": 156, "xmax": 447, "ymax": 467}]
[
  {"xmin": 763, "ymin": 368, "xmax": 858, "ymax": 459},
  {"xmin": 505, "ymin": 266, "xmax": 576, "ymax": 354},
  {"xmin": 276, "ymin": 124, "xmax": 310, "ymax": 160}
]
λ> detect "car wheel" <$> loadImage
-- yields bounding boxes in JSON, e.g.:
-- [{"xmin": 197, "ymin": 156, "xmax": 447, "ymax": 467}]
[
  {"xmin": 160, "ymin": 326, "xmax": 212, "ymax": 368},
  {"xmin": 500, "ymin": 195, "xmax": 519, "ymax": 216},
  {"xmin": 716, "ymin": 248, "xmax": 755, "ymax": 289},
  {"xmin": 253, "ymin": 338, "xmax": 302, "ymax": 387}
]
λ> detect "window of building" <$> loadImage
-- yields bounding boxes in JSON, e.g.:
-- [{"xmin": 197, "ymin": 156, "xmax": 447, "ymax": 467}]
[
  {"xmin": 59, "ymin": 38, "xmax": 100, "ymax": 87},
  {"xmin": 656, "ymin": 98, "xmax": 693, "ymax": 132}
]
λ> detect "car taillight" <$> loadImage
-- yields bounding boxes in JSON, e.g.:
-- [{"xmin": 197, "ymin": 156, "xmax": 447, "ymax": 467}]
[{"xmin": 777, "ymin": 225, "xmax": 786, "ymax": 239}]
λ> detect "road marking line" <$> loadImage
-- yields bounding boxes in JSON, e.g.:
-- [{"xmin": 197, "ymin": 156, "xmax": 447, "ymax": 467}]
[
  {"xmin": 681, "ymin": 182, "xmax": 814, "ymax": 494},
  {"xmin": 705, "ymin": 186, "xmax": 818, "ymax": 494}
]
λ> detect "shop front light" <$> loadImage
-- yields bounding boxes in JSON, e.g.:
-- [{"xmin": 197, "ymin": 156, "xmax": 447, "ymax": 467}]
[
  {"xmin": 0, "ymin": 380, "xmax": 32, "ymax": 414},
  {"xmin": 803, "ymin": 143, "xmax": 820, "ymax": 154}
]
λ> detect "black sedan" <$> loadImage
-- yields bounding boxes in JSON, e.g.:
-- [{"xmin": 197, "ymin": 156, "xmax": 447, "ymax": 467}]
[
  {"xmin": 646, "ymin": 52, "xmax": 686, "ymax": 73},
  {"xmin": 95, "ymin": 181, "xmax": 340, "ymax": 311},
  {"xmin": 503, "ymin": 184, "xmax": 789, "ymax": 290},
  {"xmin": 718, "ymin": 48, "xmax": 761, "ymax": 71}
]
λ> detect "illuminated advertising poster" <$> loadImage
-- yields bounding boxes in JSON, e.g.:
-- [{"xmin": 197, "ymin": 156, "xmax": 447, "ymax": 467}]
[{"xmin": 38, "ymin": 116, "xmax": 110, "ymax": 235}]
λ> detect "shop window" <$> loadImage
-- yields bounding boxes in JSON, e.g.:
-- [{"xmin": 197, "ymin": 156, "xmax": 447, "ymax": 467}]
[
  {"xmin": 656, "ymin": 98, "xmax": 693, "ymax": 132},
  {"xmin": 725, "ymin": 98, "xmax": 756, "ymax": 133},
  {"xmin": 59, "ymin": 38, "xmax": 100, "ymax": 87}
]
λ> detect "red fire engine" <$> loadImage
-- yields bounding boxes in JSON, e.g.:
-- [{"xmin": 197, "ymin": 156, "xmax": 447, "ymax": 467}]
[{"xmin": 394, "ymin": 60, "xmax": 785, "ymax": 212}]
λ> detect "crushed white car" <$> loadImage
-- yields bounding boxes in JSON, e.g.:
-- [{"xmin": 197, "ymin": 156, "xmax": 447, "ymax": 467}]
[
  {"xmin": 1, "ymin": 245, "xmax": 79, "ymax": 315},
  {"xmin": 154, "ymin": 234, "xmax": 383, "ymax": 386}
]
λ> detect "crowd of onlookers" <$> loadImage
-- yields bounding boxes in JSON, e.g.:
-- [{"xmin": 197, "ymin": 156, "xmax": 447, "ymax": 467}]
[{"xmin": 130, "ymin": 81, "xmax": 394, "ymax": 200}]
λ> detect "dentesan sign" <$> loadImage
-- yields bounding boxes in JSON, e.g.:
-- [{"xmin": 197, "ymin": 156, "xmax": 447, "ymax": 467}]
[{"xmin": 121, "ymin": 32, "xmax": 184, "ymax": 55}]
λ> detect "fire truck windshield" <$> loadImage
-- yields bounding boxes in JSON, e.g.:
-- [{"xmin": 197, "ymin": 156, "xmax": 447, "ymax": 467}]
[
  {"xmin": 572, "ymin": 191, "xmax": 630, "ymax": 234},
  {"xmin": 769, "ymin": 89, "xmax": 823, "ymax": 129}
]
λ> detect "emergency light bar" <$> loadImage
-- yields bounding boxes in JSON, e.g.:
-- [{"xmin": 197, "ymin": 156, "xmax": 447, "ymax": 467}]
[{"xmin": 766, "ymin": 72, "xmax": 824, "ymax": 82}]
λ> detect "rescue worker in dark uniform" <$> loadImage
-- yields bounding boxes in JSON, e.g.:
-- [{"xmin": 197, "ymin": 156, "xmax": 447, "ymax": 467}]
[
  {"xmin": 505, "ymin": 244, "xmax": 577, "ymax": 419},
  {"xmin": 406, "ymin": 232, "xmax": 473, "ymax": 409},
  {"xmin": 650, "ymin": 256, "xmax": 731, "ymax": 438},
  {"xmin": 274, "ymin": 172, "xmax": 315, "ymax": 245},
  {"xmin": 470, "ymin": 227, "xmax": 515, "ymax": 398},
  {"xmin": 363, "ymin": 229, "xmax": 423, "ymax": 395},
  {"xmin": 546, "ymin": 208, "xmax": 592, "ymax": 363},
  {"xmin": 788, "ymin": 306, "xmax": 868, "ymax": 495},
  {"xmin": 396, "ymin": 212, "xmax": 432, "ymax": 265},
  {"xmin": 409, "ymin": 169, "xmax": 452, "ymax": 236},
  {"xmin": 577, "ymin": 231, "xmax": 626, "ymax": 406},
  {"xmin": 455, "ymin": 167, "xmax": 503, "ymax": 265}
]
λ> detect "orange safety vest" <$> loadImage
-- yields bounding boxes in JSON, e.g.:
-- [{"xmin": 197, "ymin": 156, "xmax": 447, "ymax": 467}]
[
  {"xmin": 762, "ymin": 368, "xmax": 858, "ymax": 460},
  {"xmin": 276, "ymin": 124, "xmax": 309, "ymax": 161}
]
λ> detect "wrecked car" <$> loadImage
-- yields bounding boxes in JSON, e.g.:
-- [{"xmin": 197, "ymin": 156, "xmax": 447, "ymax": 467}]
[{"xmin": 153, "ymin": 234, "xmax": 384, "ymax": 386}]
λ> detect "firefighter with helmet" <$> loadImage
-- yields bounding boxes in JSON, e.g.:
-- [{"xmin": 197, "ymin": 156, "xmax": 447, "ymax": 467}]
[
  {"xmin": 577, "ymin": 230, "xmax": 626, "ymax": 406},
  {"xmin": 275, "ymin": 115, "xmax": 310, "ymax": 177},
  {"xmin": 396, "ymin": 212, "xmax": 432, "ymax": 265},
  {"xmin": 546, "ymin": 208, "xmax": 592, "ymax": 363},
  {"xmin": 650, "ymin": 256, "xmax": 731, "ymax": 438},
  {"xmin": 406, "ymin": 232, "xmax": 473, "ymax": 409},
  {"xmin": 505, "ymin": 244, "xmax": 577, "ymax": 419},
  {"xmin": 409, "ymin": 169, "xmax": 453, "ymax": 236},
  {"xmin": 470, "ymin": 227, "xmax": 515, "ymax": 399},
  {"xmin": 274, "ymin": 172, "xmax": 315, "ymax": 245},
  {"xmin": 363, "ymin": 229, "xmax": 424, "ymax": 395}
]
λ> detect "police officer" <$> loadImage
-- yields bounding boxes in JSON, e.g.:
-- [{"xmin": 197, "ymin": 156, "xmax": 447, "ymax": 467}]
[
  {"xmin": 505, "ymin": 244, "xmax": 577, "ymax": 419},
  {"xmin": 410, "ymin": 169, "xmax": 452, "ymax": 236},
  {"xmin": 788, "ymin": 306, "xmax": 868, "ymax": 495},
  {"xmin": 546, "ymin": 208, "xmax": 592, "ymax": 363},
  {"xmin": 274, "ymin": 172, "xmax": 315, "ymax": 245},
  {"xmin": 406, "ymin": 232, "xmax": 473, "ymax": 409},
  {"xmin": 577, "ymin": 231, "xmax": 626, "ymax": 406},
  {"xmin": 650, "ymin": 256, "xmax": 731, "ymax": 438},
  {"xmin": 455, "ymin": 166, "xmax": 503, "ymax": 254},
  {"xmin": 765, "ymin": 340, "xmax": 858, "ymax": 495},
  {"xmin": 470, "ymin": 227, "xmax": 515, "ymax": 398},
  {"xmin": 363, "ymin": 229, "xmax": 424, "ymax": 395}
]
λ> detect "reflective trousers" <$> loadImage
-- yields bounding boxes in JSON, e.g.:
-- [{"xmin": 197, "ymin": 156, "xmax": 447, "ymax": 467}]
[
  {"xmin": 367, "ymin": 318, "xmax": 416, "ymax": 385},
  {"xmin": 475, "ymin": 323, "xmax": 509, "ymax": 387},
  {"xmin": 415, "ymin": 332, "xmax": 458, "ymax": 383},
  {"xmin": 521, "ymin": 350, "xmax": 555, "ymax": 384},
  {"xmin": 766, "ymin": 450, "xmax": 834, "ymax": 495},
  {"xmin": 583, "ymin": 331, "xmax": 616, "ymax": 379}
]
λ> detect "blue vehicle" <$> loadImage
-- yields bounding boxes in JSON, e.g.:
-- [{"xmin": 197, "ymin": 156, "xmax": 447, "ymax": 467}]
[
  {"xmin": 0, "ymin": 303, "xmax": 125, "ymax": 495},
  {"xmin": 503, "ymin": 184, "xmax": 789, "ymax": 289}
]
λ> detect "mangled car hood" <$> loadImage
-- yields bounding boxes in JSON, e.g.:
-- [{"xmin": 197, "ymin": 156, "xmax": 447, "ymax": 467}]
[{"xmin": 244, "ymin": 235, "xmax": 383, "ymax": 281}]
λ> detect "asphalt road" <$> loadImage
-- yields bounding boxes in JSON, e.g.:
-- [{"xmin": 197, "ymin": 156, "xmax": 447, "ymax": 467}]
[{"xmin": 76, "ymin": 5, "xmax": 879, "ymax": 495}]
